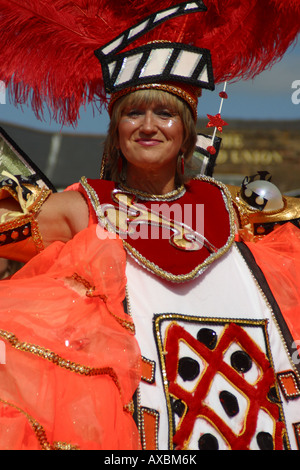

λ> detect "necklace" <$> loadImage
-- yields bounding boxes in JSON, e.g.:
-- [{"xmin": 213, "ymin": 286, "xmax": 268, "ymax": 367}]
[{"xmin": 118, "ymin": 183, "xmax": 186, "ymax": 201}]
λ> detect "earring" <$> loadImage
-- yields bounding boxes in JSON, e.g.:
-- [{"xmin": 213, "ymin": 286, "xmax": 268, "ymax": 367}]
[{"xmin": 180, "ymin": 155, "xmax": 185, "ymax": 175}]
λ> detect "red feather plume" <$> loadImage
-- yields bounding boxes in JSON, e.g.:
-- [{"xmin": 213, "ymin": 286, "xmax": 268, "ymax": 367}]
[{"xmin": 0, "ymin": 0, "xmax": 299, "ymax": 125}]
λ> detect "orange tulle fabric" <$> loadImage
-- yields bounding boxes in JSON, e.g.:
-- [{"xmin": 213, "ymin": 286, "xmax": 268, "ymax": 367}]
[
  {"xmin": 246, "ymin": 223, "xmax": 300, "ymax": 343},
  {"xmin": 0, "ymin": 224, "xmax": 141, "ymax": 450}
]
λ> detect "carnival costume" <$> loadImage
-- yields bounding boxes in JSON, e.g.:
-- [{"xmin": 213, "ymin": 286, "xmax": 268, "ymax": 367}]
[{"xmin": 0, "ymin": 0, "xmax": 300, "ymax": 451}]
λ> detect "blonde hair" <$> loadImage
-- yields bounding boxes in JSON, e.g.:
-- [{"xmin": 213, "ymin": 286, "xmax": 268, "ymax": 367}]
[{"xmin": 103, "ymin": 89, "xmax": 197, "ymax": 183}]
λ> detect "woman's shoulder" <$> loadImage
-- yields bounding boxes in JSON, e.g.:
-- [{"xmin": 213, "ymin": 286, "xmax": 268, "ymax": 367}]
[
  {"xmin": 63, "ymin": 178, "xmax": 116, "ymax": 226},
  {"xmin": 79, "ymin": 177, "xmax": 116, "ymax": 196},
  {"xmin": 186, "ymin": 175, "xmax": 232, "ymax": 202},
  {"xmin": 38, "ymin": 189, "xmax": 90, "ymax": 245}
]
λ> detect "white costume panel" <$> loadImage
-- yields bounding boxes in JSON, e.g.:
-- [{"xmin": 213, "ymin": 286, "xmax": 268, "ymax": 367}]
[{"xmin": 126, "ymin": 245, "xmax": 300, "ymax": 450}]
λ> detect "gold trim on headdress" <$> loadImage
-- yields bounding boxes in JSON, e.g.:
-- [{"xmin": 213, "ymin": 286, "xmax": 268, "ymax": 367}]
[{"xmin": 108, "ymin": 82, "xmax": 201, "ymax": 120}]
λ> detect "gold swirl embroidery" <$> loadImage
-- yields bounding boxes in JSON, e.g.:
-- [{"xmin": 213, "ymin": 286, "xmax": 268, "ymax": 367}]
[
  {"xmin": 102, "ymin": 190, "xmax": 217, "ymax": 253},
  {"xmin": 80, "ymin": 176, "xmax": 236, "ymax": 283}
]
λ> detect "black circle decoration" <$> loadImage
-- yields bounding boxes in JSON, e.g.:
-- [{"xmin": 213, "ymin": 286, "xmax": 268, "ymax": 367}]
[
  {"xmin": 230, "ymin": 350, "xmax": 253, "ymax": 373},
  {"xmin": 198, "ymin": 433, "xmax": 219, "ymax": 450},
  {"xmin": 219, "ymin": 390, "xmax": 239, "ymax": 417},
  {"xmin": 267, "ymin": 386, "xmax": 281, "ymax": 404},
  {"xmin": 256, "ymin": 432, "xmax": 274, "ymax": 450},
  {"xmin": 172, "ymin": 399, "xmax": 186, "ymax": 418},
  {"xmin": 178, "ymin": 357, "xmax": 200, "ymax": 382},
  {"xmin": 197, "ymin": 328, "xmax": 218, "ymax": 350}
]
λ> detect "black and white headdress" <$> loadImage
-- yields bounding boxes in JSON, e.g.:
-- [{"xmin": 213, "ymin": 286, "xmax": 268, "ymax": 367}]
[{"xmin": 94, "ymin": 1, "xmax": 215, "ymax": 120}]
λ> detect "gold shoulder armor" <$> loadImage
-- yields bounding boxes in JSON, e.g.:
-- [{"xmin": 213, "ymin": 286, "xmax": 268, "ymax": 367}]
[
  {"xmin": 0, "ymin": 174, "xmax": 52, "ymax": 263},
  {"xmin": 227, "ymin": 172, "xmax": 300, "ymax": 242}
]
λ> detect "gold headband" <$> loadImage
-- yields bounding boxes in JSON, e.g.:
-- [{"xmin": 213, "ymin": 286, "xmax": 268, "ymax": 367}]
[{"xmin": 108, "ymin": 82, "xmax": 201, "ymax": 121}]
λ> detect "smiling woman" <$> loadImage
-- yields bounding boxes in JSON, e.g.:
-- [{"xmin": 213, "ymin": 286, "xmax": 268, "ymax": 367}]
[
  {"xmin": 0, "ymin": 0, "xmax": 299, "ymax": 452},
  {"xmin": 104, "ymin": 88, "xmax": 197, "ymax": 193},
  {"xmin": 118, "ymin": 102, "xmax": 184, "ymax": 194}
]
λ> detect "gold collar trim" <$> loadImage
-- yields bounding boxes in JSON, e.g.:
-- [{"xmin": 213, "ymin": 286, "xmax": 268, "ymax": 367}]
[
  {"xmin": 118, "ymin": 183, "xmax": 186, "ymax": 202},
  {"xmin": 80, "ymin": 176, "xmax": 236, "ymax": 283}
]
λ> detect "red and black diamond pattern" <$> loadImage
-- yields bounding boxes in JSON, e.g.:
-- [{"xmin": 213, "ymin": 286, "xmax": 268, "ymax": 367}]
[{"xmin": 157, "ymin": 318, "xmax": 287, "ymax": 450}]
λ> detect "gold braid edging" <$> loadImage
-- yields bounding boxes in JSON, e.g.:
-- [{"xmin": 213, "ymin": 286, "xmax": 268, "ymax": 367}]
[
  {"xmin": 0, "ymin": 329, "xmax": 121, "ymax": 393},
  {"xmin": 71, "ymin": 272, "xmax": 135, "ymax": 334},
  {"xmin": 0, "ymin": 187, "xmax": 52, "ymax": 253},
  {"xmin": 0, "ymin": 398, "xmax": 80, "ymax": 450},
  {"xmin": 0, "ymin": 327, "xmax": 136, "ymax": 447}
]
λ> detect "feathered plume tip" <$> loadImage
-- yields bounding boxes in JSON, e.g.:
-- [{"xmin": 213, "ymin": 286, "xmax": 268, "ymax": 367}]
[{"xmin": 0, "ymin": 0, "xmax": 299, "ymax": 126}]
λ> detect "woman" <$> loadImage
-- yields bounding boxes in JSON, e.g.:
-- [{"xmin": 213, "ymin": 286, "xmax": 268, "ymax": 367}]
[
  {"xmin": 0, "ymin": 0, "xmax": 300, "ymax": 451},
  {"xmin": 0, "ymin": 81, "xmax": 300, "ymax": 451}
]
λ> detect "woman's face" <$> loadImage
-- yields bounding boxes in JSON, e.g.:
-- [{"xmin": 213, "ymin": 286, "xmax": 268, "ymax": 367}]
[{"xmin": 117, "ymin": 100, "xmax": 184, "ymax": 174}]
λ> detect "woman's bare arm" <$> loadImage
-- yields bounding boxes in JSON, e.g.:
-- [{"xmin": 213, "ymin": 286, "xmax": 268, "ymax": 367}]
[{"xmin": 36, "ymin": 190, "xmax": 90, "ymax": 247}]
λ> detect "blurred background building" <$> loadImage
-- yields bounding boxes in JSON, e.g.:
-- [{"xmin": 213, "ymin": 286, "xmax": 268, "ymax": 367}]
[
  {"xmin": 0, "ymin": 119, "xmax": 299, "ymax": 195},
  {"xmin": 0, "ymin": 40, "xmax": 299, "ymax": 195}
]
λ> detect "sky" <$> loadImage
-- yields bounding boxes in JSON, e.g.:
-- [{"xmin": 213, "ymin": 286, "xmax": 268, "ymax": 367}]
[{"xmin": 0, "ymin": 39, "xmax": 299, "ymax": 136}]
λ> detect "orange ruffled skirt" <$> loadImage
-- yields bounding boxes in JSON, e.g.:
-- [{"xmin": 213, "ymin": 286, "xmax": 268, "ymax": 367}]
[{"xmin": 0, "ymin": 225, "xmax": 141, "ymax": 450}]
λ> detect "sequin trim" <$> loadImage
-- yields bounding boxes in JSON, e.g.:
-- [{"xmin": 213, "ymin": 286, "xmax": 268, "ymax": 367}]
[
  {"xmin": 71, "ymin": 272, "xmax": 135, "ymax": 334},
  {"xmin": 0, "ymin": 188, "xmax": 51, "ymax": 253},
  {"xmin": 0, "ymin": 329, "xmax": 121, "ymax": 392},
  {"xmin": 108, "ymin": 83, "xmax": 198, "ymax": 121},
  {"xmin": 140, "ymin": 406, "xmax": 160, "ymax": 450},
  {"xmin": 0, "ymin": 398, "xmax": 79, "ymax": 450}
]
